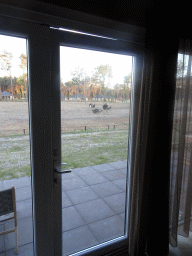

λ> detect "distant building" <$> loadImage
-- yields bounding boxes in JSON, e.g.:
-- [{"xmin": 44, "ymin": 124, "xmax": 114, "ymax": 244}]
[
  {"xmin": 93, "ymin": 94, "xmax": 113, "ymax": 101},
  {"xmin": 1, "ymin": 91, "xmax": 14, "ymax": 100},
  {"xmin": 93, "ymin": 94, "xmax": 104, "ymax": 101},
  {"xmin": 69, "ymin": 93, "xmax": 87, "ymax": 101}
]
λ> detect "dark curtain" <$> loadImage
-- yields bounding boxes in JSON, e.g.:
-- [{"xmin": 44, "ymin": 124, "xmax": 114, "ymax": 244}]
[{"xmin": 170, "ymin": 39, "xmax": 192, "ymax": 247}]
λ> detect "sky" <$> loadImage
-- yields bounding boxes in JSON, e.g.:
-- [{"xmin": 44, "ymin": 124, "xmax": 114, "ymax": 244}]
[
  {"xmin": 0, "ymin": 34, "xmax": 133, "ymax": 88},
  {"xmin": 0, "ymin": 35, "xmax": 27, "ymax": 77},
  {"xmin": 60, "ymin": 46, "xmax": 132, "ymax": 87}
]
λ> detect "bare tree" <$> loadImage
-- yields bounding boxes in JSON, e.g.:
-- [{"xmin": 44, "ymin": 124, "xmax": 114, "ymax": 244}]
[
  {"xmin": 19, "ymin": 53, "xmax": 27, "ymax": 98},
  {"xmin": 0, "ymin": 50, "xmax": 13, "ymax": 100}
]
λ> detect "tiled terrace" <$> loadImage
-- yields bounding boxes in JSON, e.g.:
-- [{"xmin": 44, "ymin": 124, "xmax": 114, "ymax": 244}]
[{"xmin": 0, "ymin": 160, "xmax": 127, "ymax": 256}]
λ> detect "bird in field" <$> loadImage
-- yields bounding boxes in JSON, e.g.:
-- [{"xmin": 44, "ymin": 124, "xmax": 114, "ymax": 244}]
[{"xmin": 92, "ymin": 108, "xmax": 102, "ymax": 116}]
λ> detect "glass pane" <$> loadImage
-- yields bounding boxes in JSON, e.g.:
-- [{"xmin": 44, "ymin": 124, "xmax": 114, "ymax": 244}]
[
  {"xmin": 60, "ymin": 46, "xmax": 132, "ymax": 255},
  {"xmin": 0, "ymin": 35, "xmax": 33, "ymax": 254}
]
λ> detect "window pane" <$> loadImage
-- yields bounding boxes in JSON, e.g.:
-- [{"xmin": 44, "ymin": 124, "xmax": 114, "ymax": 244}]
[
  {"xmin": 0, "ymin": 34, "xmax": 33, "ymax": 254},
  {"xmin": 60, "ymin": 46, "xmax": 132, "ymax": 255}
]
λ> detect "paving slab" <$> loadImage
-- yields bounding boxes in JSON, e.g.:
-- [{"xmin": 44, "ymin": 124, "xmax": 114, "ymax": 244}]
[
  {"xmin": 112, "ymin": 179, "xmax": 127, "ymax": 191},
  {"xmin": 62, "ymin": 206, "xmax": 85, "ymax": 232},
  {"xmin": 3, "ymin": 177, "xmax": 31, "ymax": 190},
  {"xmin": 119, "ymin": 213, "xmax": 125, "ymax": 221},
  {"xmin": 73, "ymin": 166, "xmax": 98, "ymax": 176},
  {"xmin": 90, "ymin": 181, "xmax": 123, "ymax": 198},
  {"xmin": 92, "ymin": 163, "xmax": 115, "ymax": 172},
  {"xmin": 62, "ymin": 171, "xmax": 79, "ymax": 180},
  {"xmin": 16, "ymin": 199, "xmax": 32, "ymax": 220},
  {"xmin": 103, "ymin": 192, "xmax": 126, "ymax": 214},
  {"xmin": 108, "ymin": 161, "xmax": 127, "ymax": 169},
  {"xmin": 4, "ymin": 217, "xmax": 33, "ymax": 251},
  {"xmin": 62, "ymin": 177, "xmax": 87, "ymax": 191},
  {"xmin": 80, "ymin": 173, "xmax": 108, "ymax": 186},
  {"xmin": 88, "ymin": 215, "xmax": 124, "ymax": 243},
  {"xmin": 101, "ymin": 170, "xmax": 126, "ymax": 181},
  {"xmin": 76, "ymin": 199, "xmax": 115, "ymax": 224},
  {"xmin": 15, "ymin": 187, "xmax": 31, "ymax": 202},
  {"xmin": 66, "ymin": 187, "xmax": 99, "ymax": 205},
  {"xmin": 6, "ymin": 243, "xmax": 33, "ymax": 256},
  {"xmin": 0, "ymin": 224, "xmax": 5, "ymax": 253},
  {"xmin": 0, "ymin": 181, "xmax": 3, "ymax": 190},
  {"xmin": 62, "ymin": 191, "xmax": 73, "ymax": 208},
  {"xmin": 62, "ymin": 225, "xmax": 98, "ymax": 256}
]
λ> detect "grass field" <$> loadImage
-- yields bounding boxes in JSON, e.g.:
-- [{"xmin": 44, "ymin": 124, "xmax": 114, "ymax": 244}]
[
  {"xmin": 0, "ymin": 130, "xmax": 129, "ymax": 180},
  {"xmin": 0, "ymin": 101, "xmax": 130, "ymax": 180}
]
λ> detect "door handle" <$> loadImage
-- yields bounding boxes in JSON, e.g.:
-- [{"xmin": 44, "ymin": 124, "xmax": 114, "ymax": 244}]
[
  {"xmin": 54, "ymin": 161, "xmax": 72, "ymax": 174},
  {"xmin": 53, "ymin": 161, "xmax": 72, "ymax": 183}
]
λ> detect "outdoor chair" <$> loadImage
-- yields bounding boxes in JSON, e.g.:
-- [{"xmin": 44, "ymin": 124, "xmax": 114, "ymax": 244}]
[{"xmin": 0, "ymin": 186, "xmax": 18, "ymax": 254}]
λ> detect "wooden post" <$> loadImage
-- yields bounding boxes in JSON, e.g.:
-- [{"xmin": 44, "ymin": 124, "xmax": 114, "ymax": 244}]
[
  {"xmin": 23, "ymin": 129, "xmax": 25, "ymax": 134},
  {"xmin": 85, "ymin": 126, "xmax": 86, "ymax": 131}
]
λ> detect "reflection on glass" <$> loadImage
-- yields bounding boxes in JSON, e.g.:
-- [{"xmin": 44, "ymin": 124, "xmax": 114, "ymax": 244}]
[
  {"xmin": 0, "ymin": 35, "xmax": 33, "ymax": 254},
  {"xmin": 60, "ymin": 46, "xmax": 132, "ymax": 255}
]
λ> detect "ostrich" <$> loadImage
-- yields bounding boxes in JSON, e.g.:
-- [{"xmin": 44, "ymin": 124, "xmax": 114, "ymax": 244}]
[
  {"xmin": 92, "ymin": 108, "xmax": 102, "ymax": 116},
  {"xmin": 103, "ymin": 103, "xmax": 111, "ymax": 114},
  {"xmin": 103, "ymin": 103, "xmax": 108, "ymax": 110},
  {"xmin": 89, "ymin": 103, "xmax": 95, "ymax": 108}
]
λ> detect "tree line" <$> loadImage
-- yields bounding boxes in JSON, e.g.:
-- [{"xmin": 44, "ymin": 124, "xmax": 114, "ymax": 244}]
[
  {"xmin": 0, "ymin": 51, "xmax": 132, "ymax": 101},
  {"xmin": 61, "ymin": 64, "xmax": 132, "ymax": 101},
  {"xmin": 0, "ymin": 50, "xmax": 27, "ymax": 100}
]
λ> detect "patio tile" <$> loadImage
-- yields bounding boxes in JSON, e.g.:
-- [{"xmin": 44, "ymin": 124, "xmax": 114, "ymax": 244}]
[
  {"xmin": 101, "ymin": 170, "xmax": 126, "ymax": 181},
  {"xmin": 15, "ymin": 187, "xmax": 31, "ymax": 202},
  {"xmin": 108, "ymin": 161, "xmax": 127, "ymax": 169},
  {"xmin": 16, "ymin": 199, "xmax": 32, "ymax": 220},
  {"xmin": 62, "ymin": 206, "xmax": 85, "ymax": 232},
  {"xmin": 73, "ymin": 166, "xmax": 98, "ymax": 176},
  {"xmin": 80, "ymin": 173, "xmax": 108, "ymax": 186},
  {"xmin": 90, "ymin": 181, "xmax": 123, "ymax": 198},
  {"xmin": 92, "ymin": 163, "xmax": 115, "ymax": 172},
  {"xmin": 4, "ymin": 217, "xmax": 33, "ymax": 251},
  {"xmin": 62, "ymin": 192, "xmax": 73, "ymax": 208},
  {"xmin": 76, "ymin": 199, "xmax": 115, "ymax": 224},
  {"xmin": 119, "ymin": 212, "xmax": 125, "ymax": 221},
  {"xmin": 0, "ymin": 224, "xmax": 5, "ymax": 253},
  {"xmin": 112, "ymin": 179, "xmax": 127, "ymax": 191},
  {"xmin": 3, "ymin": 177, "xmax": 31, "ymax": 190},
  {"xmin": 6, "ymin": 243, "xmax": 33, "ymax": 256},
  {"xmin": 103, "ymin": 193, "xmax": 126, "ymax": 214},
  {"xmin": 62, "ymin": 171, "xmax": 79, "ymax": 180},
  {"xmin": 62, "ymin": 177, "xmax": 87, "ymax": 191},
  {"xmin": 62, "ymin": 225, "xmax": 98, "ymax": 256},
  {"xmin": 0, "ymin": 181, "xmax": 3, "ymax": 190},
  {"xmin": 88, "ymin": 215, "xmax": 124, "ymax": 243},
  {"xmin": 66, "ymin": 187, "xmax": 99, "ymax": 205}
]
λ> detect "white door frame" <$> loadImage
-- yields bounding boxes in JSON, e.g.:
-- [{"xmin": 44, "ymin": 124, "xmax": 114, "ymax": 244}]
[{"xmin": 0, "ymin": 15, "xmax": 55, "ymax": 256}]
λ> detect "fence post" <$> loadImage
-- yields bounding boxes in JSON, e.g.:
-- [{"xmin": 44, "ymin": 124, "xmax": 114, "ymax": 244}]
[
  {"xmin": 23, "ymin": 129, "xmax": 25, "ymax": 134},
  {"xmin": 85, "ymin": 126, "xmax": 86, "ymax": 131}
]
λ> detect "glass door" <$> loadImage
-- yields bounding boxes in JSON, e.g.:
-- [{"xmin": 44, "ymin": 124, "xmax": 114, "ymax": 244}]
[
  {"xmin": 0, "ymin": 15, "xmax": 55, "ymax": 256},
  {"xmin": 51, "ymin": 28, "xmax": 135, "ymax": 256}
]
